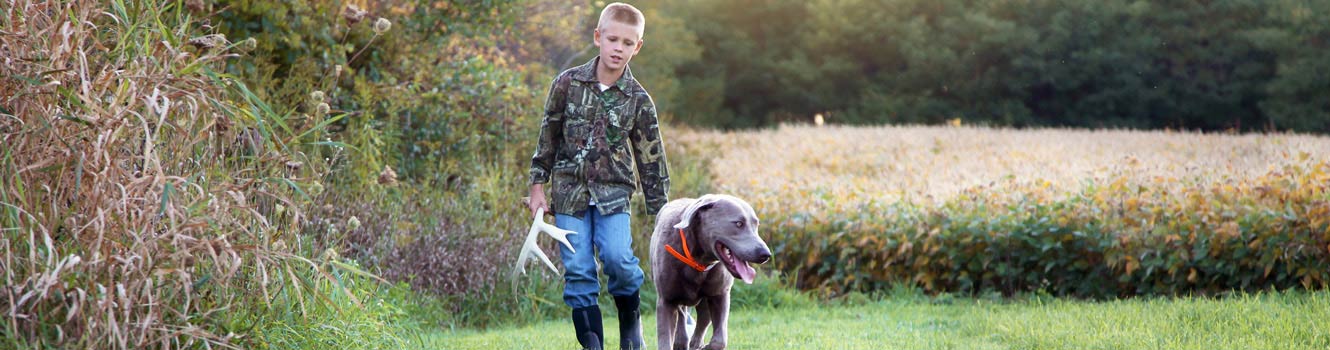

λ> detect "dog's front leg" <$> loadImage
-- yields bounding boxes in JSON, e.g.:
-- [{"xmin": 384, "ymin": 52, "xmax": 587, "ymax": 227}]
[
  {"xmin": 656, "ymin": 301, "xmax": 674, "ymax": 350},
  {"xmin": 689, "ymin": 299, "xmax": 710, "ymax": 350},
  {"xmin": 671, "ymin": 305, "xmax": 691, "ymax": 350},
  {"xmin": 702, "ymin": 294, "xmax": 730, "ymax": 350}
]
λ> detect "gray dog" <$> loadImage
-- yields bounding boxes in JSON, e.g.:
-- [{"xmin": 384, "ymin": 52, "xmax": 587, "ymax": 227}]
[{"xmin": 650, "ymin": 194, "xmax": 772, "ymax": 350}]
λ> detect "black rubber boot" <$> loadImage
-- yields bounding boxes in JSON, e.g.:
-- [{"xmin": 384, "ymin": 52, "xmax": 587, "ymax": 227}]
[
  {"xmin": 572, "ymin": 305, "xmax": 603, "ymax": 350},
  {"xmin": 614, "ymin": 292, "xmax": 644, "ymax": 350}
]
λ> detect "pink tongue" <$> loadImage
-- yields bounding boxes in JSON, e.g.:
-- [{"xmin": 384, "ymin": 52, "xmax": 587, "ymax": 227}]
[{"xmin": 736, "ymin": 261, "xmax": 756, "ymax": 284}]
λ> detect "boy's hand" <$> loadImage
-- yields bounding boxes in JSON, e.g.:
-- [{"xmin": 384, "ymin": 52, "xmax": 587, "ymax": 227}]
[{"xmin": 527, "ymin": 184, "xmax": 551, "ymax": 216}]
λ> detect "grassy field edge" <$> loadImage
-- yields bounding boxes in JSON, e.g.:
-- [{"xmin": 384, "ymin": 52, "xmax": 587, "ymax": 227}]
[{"xmin": 421, "ymin": 289, "xmax": 1330, "ymax": 350}]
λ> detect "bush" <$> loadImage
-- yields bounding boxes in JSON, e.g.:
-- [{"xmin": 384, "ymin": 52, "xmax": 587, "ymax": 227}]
[{"xmin": 211, "ymin": 0, "xmax": 580, "ymax": 329}]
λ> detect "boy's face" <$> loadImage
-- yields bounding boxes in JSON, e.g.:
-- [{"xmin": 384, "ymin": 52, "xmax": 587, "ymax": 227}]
[{"xmin": 593, "ymin": 19, "xmax": 644, "ymax": 75}]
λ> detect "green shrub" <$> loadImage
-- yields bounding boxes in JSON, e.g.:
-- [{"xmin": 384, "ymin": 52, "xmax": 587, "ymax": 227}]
[{"xmin": 210, "ymin": 0, "xmax": 584, "ymax": 330}]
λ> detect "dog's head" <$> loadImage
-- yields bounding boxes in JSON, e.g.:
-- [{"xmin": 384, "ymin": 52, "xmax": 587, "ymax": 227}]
[{"xmin": 674, "ymin": 194, "xmax": 772, "ymax": 284}]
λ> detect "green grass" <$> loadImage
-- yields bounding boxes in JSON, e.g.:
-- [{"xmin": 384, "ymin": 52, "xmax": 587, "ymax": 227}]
[{"xmin": 412, "ymin": 290, "xmax": 1330, "ymax": 349}]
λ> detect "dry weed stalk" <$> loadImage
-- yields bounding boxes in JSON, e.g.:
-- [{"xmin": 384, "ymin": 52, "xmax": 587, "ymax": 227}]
[{"xmin": 0, "ymin": 1, "xmax": 340, "ymax": 348}]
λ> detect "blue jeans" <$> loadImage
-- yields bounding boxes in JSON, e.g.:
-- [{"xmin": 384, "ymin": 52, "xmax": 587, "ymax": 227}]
[{"xmin": 556, "ymin": 207, "xmax": 644, "ymax": 308}]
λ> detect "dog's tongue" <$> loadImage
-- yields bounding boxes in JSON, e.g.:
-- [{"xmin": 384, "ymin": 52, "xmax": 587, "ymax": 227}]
[
  {"xmin": 719, "ymin": 243, "xmax": 758, "ymax": 284},
  {"xmin": 736, "ymin": 262, "xmax": 756, "ymax": 284}
]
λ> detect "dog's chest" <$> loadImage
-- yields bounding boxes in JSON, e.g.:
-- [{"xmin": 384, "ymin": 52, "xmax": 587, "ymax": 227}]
[{"xmin": 663, "ymin": 269, "xmax": 730, "ymax": 306}]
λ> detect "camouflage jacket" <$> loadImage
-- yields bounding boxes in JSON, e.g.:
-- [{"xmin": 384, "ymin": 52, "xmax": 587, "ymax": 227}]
[{"xmin": 529, "ymin": 58, "xmax": 670, "ymax": 216}]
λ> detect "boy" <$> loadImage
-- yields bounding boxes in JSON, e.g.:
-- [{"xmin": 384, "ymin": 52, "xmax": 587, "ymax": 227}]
[{"xmin": 527, "ymin": 3, "xmax": 669, "ymax": 350}]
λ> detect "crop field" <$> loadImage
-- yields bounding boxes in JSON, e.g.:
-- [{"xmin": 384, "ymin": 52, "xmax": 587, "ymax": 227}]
[
  {"xmin": 674, "ymin": 124, "xmax": 1330, "ymax": 210},
  {"xmin": 671, "ymin": 125, "xmax": 1330, "ymax": 297}
]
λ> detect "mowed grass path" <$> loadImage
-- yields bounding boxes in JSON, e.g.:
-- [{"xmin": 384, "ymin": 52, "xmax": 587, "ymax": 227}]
[{"xmin": 416, "ymin": 291, "xmax": 1330, "ymax": 349}]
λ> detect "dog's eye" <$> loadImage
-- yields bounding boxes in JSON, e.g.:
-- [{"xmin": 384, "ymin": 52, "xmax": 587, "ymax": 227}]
[{"xmin": 734, "ymin": 221, "xmax": 744, "ymax": 228}]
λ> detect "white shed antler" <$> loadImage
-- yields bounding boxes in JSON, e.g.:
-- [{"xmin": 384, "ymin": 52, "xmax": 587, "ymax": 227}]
[{"xmin": 515, "ymin": 208, "xmax": 577, "ymax": 275}]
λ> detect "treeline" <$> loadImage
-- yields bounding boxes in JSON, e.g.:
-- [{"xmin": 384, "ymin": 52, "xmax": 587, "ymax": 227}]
[{"xmin": 624, "ymin": 0, "xmax": 1329, "ymax": 132}]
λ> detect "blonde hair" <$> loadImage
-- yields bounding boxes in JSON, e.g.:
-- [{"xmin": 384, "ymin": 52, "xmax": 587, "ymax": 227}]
[{"xmin": 597, "ymin": 2, "xmax": 645, "ymax": 37}]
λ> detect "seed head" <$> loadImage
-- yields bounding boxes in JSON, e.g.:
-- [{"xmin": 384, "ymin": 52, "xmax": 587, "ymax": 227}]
[
  {"xmin": 378, "ymin": 165, "xmax": 398, "ymax": 185},
  {"xmin": 239, "ymin": 37, "xmax": 257, "ymax": 52},
  {"xmin": 343, "ymin": 4, "xmax": 368, "ymax": 25},
  {"xmin": 187, "ymin": 34, "xmax": 229, "ymax": 50},
  {"xmin": 348, "ymin": 216, "xmax": 361, "ymax": 231},
  {"xmin": 373, "ymin": 18, "xmax": 392, "ymax": 34}
]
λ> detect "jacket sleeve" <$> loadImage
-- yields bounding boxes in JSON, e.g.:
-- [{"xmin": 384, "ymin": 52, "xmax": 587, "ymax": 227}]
[
  {"xmin": 530, "ymin": 73, "xmax": 571, "ymax": 185},
  {"xmin": 630, "ymin": 93, "xmax": 670, "ymax": 215}
]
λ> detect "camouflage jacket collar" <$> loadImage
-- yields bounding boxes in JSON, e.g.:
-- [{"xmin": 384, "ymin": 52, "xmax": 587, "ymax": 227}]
[{"xmin": 569, "ymin": 57, "xmax": 644, "ymax": 96}]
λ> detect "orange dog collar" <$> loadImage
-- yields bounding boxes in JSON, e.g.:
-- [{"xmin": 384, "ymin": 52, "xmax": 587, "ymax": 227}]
[{"xmin": 666, "ymin": 228, "xmax": 708, "ymax": 272}]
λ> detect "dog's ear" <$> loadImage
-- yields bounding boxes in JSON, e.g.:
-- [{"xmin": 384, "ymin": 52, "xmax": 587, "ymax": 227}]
[{"xmin": 673, "ymin": 195, "xmax": 721, "ymax": 230}]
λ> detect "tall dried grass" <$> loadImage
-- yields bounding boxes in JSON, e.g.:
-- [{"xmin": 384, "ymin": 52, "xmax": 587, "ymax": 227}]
[{"xmin": 1, "ymin": 1, "xmax": 374, "ymax": 348}]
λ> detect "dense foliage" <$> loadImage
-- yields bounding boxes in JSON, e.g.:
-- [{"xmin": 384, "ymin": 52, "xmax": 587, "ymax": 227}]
[
  {"xmin": 1, "ymin": 0, "xmax": 413, "ymax": 348},
  {"xmin": 639, "ymin": 0, "xmax": 1330, "ymax": 132},
  {"xmin": 208, "ymin": 0, "xmax": 578, "ymax": 328},
  {"xmin": 1, "ymin": 0, "xmax": 563, "ymax": 346}
]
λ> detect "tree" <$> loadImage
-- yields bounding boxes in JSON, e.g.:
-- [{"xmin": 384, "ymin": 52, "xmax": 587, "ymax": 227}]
[{"xmin": 1251, "ymin": 0, "xmax": 1330, "ymax": 133}]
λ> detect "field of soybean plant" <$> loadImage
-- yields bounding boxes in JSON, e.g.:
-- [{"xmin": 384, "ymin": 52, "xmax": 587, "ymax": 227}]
[{"xmin": 674, "ymin": 124, "xmax": 1330, "ymax": 298}]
